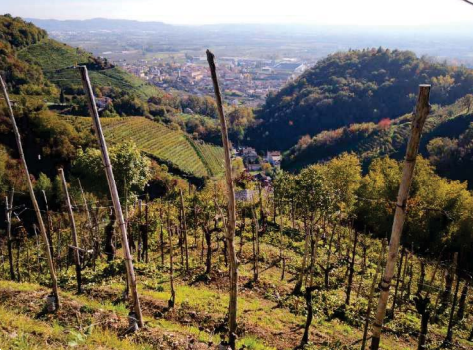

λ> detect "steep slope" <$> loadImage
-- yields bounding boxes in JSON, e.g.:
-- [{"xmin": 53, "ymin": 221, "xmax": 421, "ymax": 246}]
[
  {"xmin": 247, "ymin": 48, "xmax": 473, "ymax": 151},
  {"xmin": 18, "ymin": 38, "xmax": 161, "ymax": 100},
  {"xmin": 0, "ymin": 15, "xmax": 48, "ymax": 90},
  {"xmin": 69, "ymin": 117, "xmax": 224, "ymax": 178},
  {"xmin": 283, "ymin": 96, "xmax": 473, "ymax": 176}
]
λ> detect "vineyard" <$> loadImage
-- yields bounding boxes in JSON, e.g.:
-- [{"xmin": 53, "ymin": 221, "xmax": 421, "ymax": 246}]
[
  {"xmin": 18, "ymin": 39, "xmax": 161, "ymax": 99},
  {"xmin": 98, "ymin": 117, "xmax": 224, "ymax": 178},
  {"xmin": 284, "ymin": 96, "xmax": 473, "ymax": 171},
  {"xmin": 4, "ymin": 13, "xmax": 473, "ymax": 350}
]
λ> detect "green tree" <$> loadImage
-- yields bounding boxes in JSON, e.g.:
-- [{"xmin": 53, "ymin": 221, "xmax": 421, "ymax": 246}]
[
  {"xmin": 73, "ymin": 141, "xmax": 151, "ymax": 196},
  {"xmin": 34, "ymin": 172, "xmax": 53, "ymax": 201}
]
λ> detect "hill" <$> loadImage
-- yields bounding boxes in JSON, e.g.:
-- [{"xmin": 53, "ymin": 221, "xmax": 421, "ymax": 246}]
[
  {"xmin": 69, "ymin": 116, "xmax": 224, "ymax": 179},
  {"xmin": 0, "ymin": 15, "xmax": 225, "ymax": 182},
  {"xmin": 18, "ymin": 38, "xmax": 161, "ymax": 100},
  {"xmin": 283, "ymin": 95, "xmax": 473, "ymax": 181},
  {"xmin": 246, "ymin": 48, "xmax": 473, "ymax": 151}
]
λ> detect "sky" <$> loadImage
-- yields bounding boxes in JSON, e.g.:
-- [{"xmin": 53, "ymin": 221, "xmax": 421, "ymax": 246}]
[{"xmin": 1, "ymin": 0, "xmax": 472, "ymax": 26}]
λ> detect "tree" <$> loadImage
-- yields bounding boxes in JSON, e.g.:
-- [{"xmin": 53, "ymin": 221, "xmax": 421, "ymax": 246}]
[
  {"xmin": 34, "ymin": 173, "xmax": 52, "ymax": 201},
  {"xmin": 73, "ymin": 141, "xmax": 151, "ymax": 196}
]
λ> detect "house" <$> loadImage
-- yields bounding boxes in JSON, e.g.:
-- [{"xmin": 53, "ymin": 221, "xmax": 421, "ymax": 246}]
[
  {"xmin": 235, "ymin": 189, "xmax": 256, "ymax": 202},
  {"xmin": 266, "ymin": 151, "xmax": 282, "ymax": 168},
  {"xmin": 96, "ymin": 97, "xmax": 112, "ymax": 110},
  {"xmin": 247, "ymin": 163, "xmax": 262, "ymax": 172}
]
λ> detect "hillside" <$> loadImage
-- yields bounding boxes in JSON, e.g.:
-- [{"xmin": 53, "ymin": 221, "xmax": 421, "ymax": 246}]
[
  {"xmin": 246, "ymin": 48, "xmax": 473, "ymax": 151},
  {"xmin": 2, "ymin": 165, "xmax": 473, "ymax": 350},
  {"xmin": 0, "ymin": 15, "xmax": 225, "ymax": 182},
  {"xmin": 69, "ymin": 116, "xmax": 224, "ymax": 178},
  {"xmin": 18, "ymin": 38, "xmax": 161, "ymax": 100},
  {"xmin": 283, "ymin": 95, "xmax": 473, "ymax": 178}
]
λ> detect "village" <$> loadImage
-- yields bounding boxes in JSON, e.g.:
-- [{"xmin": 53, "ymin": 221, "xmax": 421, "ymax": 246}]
[{"xmin": 115, "ymin": 55, "xmax": 310, "ymax": 106}]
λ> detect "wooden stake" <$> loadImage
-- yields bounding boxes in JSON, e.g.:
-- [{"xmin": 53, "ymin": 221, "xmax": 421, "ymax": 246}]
[
  {"xmin": 78, "ymin": 65, "xmax": 143, "ymax": 327},
  {"xmin": 0, "ymin": 75, "xmax": 60, "ymax": 308},
  {"xmin": 5, "ymin": 190, "xmax": 15, "ymax": 281},
  {"xmin": 251, "ymin": 204, "xmax": 259, "ymax": 284},
  {"xmin": 361, "ymin": 239, "xmax": 387, "ymax": 350},
  {"xmin": 41, "ymin": 190, "xmax": 54, "ymax": 258},
  {"xmin": 370, "ymin": 84, "xmax": 431, "ymax": 350},
  {"xmin": 207, "ymin": 50, "xmax": 238, "ymax": 350},
  {"xmin": 168, "ymin": 225, "xmax": 176, "ymax": 309},
  {"xmin": 390, "ymin": 246, "xmax": 406, "ymax": 319},
  {"xmin": 345, "ymin": 228, "xmax": 359, "ymax": 305},
  {"xmin": 179, "ymin": 189, "xmax": 189, "ymax": 272},
  {"xmin": 445, "ymin": 252, "xmax": 459, "ymax": 344},
  {"xmin": 59, "ymin": 168, "xmax": 82, "ymax": 294}
]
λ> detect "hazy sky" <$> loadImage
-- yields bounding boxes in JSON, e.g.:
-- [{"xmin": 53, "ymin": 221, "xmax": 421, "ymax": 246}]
[{"xmin": 1, "ymin": 0, "xmax": 472, "ymax": 25}]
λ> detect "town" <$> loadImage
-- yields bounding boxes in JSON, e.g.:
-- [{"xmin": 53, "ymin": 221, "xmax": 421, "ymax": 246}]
[{"xmin": 115, "ymin": 55, "xmax": 310, "ymax": 106}]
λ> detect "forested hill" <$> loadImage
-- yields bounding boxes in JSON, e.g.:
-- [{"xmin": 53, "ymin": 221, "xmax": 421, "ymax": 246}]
[
  {"xmin": 247, "ymin": 48, "xmax": 473, "ymax": 151},
  {"xmin": 283, "ymin": 95, "xmax": 473, "ymax": 185}
]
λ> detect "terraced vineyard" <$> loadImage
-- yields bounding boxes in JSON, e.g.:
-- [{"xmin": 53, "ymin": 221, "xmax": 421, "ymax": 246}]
[
  {"xmin": 99, "ymin": 117, "xmax": 224, "ymax": 178},
  {"xmin": 18, "ymin": 39, "xmax": 161, "ymax": 99},
  {"xmin": 284, "ymin": 96, "xmax": 473, "ymax": 170}
]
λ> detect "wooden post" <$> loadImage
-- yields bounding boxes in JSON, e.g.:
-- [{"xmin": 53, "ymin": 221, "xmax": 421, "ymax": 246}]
[
  {"xmin": 144, "ymin": 197, "xmax": 149, "ymax": 263},
  {"xmin": 207, "ymin": 50, "xmax": 238, "ymax": 350},
  {"xmin": 78, "ymin": 179, "xmax": 97, "ymax": 269},
  {"xmin": 138, "ymin": 199, "xmax": 142, "ymax": 261},
  {"xmin": 168, "ymin": 225, "xmax": 176, "ymax": 309},
  {"xmin": 33, "ymin": 224, "xmax": 42, "ymax": 276},
  {"xmin": 361, "ymin": 239, "xmax": 387, "ymax": 350},
  {"xmin": 390, "ymin": 246, "xmax": 406, "ymax": 319},
  {"xmin": 59, "ymin": 169, "xmax": 82, "ymax": 294},
  {"xmin": 0, "ymin": 75, "xmax": 60, "ymax": 308},
  {"xmin": 41, "ymin": 190, "xmax": 55, "ymax": 258},
  {"xmin": 345, "ymin": 228, "xmax": 359, "ymax": 305},
  {"xmin": 77, "ymin": 65, "xmax": 143, "ymax": 327},
  {"xmin": 5, "ymin": 190, "xmax": 15, "ymax": 281},
  {"xmin": 179, "ymin": 189, "xmax": 189, "ymax": 272},
  {"xmin": 370, "ymin": 84, "xmax": 431, "ymax": 350},
  {"xmin": 251, "ymin": 204, "xmax": 259, "ymax": 284},
  {"xmin": 78, "ymin": 180, "xmax": 93, "ymax": 246},
  {"xmin": 456, "ymin": 281, "xmax": 468, "ymax": 320},
  {"xmin": 294, "ymin": 223, "xmax": 310, "ymax": 295},
  {"xmin": 280, "ymin": 209, "xmax": 285, "ymax": 282},
  {"xmin": 445, "ymin": 252, "xmax": 459, "ymax": 344}
]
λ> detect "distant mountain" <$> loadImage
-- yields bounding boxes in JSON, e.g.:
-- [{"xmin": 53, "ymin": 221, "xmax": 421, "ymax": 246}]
[
  {"xmin": 26, "ymin": 18, "xmax": 171, "ymax": 32},
  {"xmin": 246, "ymin": 48, "xmax": 473, "ymax": 151}
]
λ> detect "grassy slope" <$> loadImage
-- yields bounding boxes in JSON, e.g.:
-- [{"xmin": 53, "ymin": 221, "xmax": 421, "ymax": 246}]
[
  {"xmin": 18, "ymin": 39, "xmax": 161, "ymax": 99},
  {"xmin": 284, "ymin": 98, "xmax": 473, "ymax": 171},
  {"xmin": 1, "ymin": 198, "xmax": 472, "ymax": 350},
  {"xmin": 69, "ymin": 116, "xmax": 224, "ymax": 178},
  {"xmin": 1, "ymin": 227, "xmax": 471, "ymax": 350}
]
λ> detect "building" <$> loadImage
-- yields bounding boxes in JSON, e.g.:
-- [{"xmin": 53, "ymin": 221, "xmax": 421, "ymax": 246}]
[
  {"xmin": 235, "ymin": 189, "xmax": 256, "ymax": 202},
  {"xmin": 266, "ymin": 151, "xmax": 282, "ymax": 168}
]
